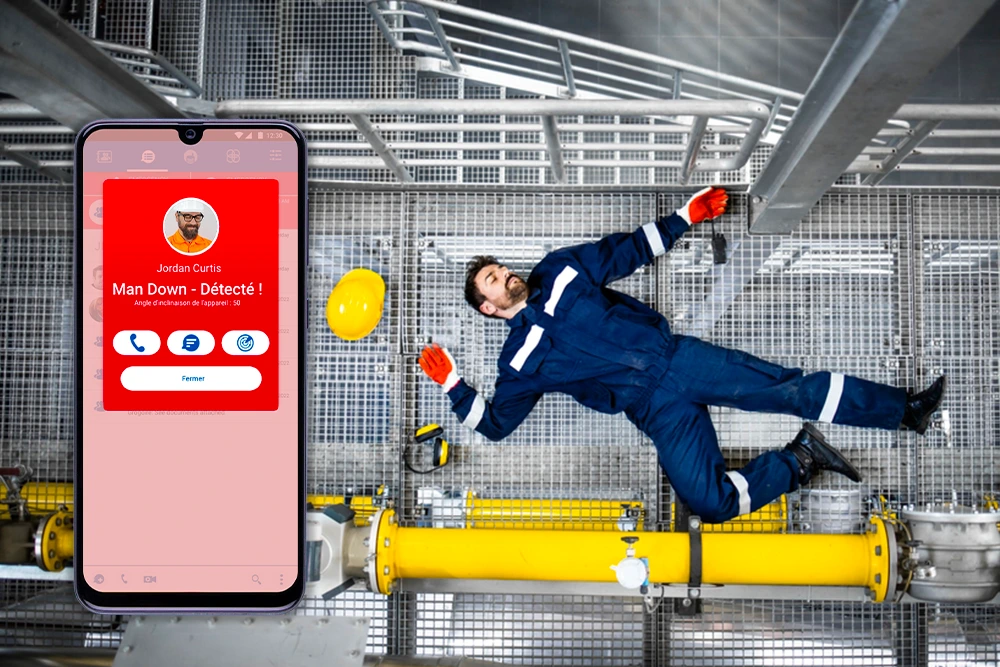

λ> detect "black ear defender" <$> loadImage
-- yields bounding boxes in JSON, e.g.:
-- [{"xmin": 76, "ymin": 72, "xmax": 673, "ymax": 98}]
[{"xmin": 404, "ymin": 424, "xmax": 450, "ymax": 474}]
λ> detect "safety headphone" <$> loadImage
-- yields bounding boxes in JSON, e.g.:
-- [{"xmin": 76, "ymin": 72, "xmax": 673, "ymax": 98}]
[{"xmin": 403, "ymin": 424, "xmax": 450, "ymax": 475}]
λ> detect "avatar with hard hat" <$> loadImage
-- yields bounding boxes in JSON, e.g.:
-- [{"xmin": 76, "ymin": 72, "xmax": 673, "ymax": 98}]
[{"xmin": 167, "ymin": 198, "xmax": 214, "ymax": 254}]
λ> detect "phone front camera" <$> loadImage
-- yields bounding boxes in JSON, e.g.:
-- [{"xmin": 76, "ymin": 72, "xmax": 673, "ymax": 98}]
[{"xmin": 185, "ymin": 129, "xmax": 197, "ymax": 140}]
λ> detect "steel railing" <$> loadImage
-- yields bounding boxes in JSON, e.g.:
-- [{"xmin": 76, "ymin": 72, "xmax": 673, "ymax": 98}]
[
  {"xmin": 365, "ymin": 0, "xmax": 1000, "ymax": 185},
  {"xmin": 367, "ymin": 0, "xmax": 802, "ymax": 140},
  {"xmin": 215, "ymin": 98, "xmax": 772, "ymax": 184}
]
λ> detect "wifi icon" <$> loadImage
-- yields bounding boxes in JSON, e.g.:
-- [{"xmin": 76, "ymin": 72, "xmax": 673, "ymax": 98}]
[{"xmin": 234, "ymin": 132, "xmax": 244, "ymax": 139}]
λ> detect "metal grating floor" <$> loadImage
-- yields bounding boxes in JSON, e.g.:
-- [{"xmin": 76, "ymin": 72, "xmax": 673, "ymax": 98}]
[{"xmin": 1, "ymin": 185, "xmax": 999, "ymax": 663}]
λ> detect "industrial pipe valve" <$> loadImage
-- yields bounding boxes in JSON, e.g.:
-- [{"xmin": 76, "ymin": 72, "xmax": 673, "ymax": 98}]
[{"xmin": 609, "ymin": 536, "xmax": 649, "ymax": 590}]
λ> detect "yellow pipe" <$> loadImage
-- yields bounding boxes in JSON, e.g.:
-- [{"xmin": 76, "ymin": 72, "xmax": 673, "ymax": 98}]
[
  {"xmin": 1, "ymin": 482, "xmax": 74, "ymax": 518},
  {"xmin": 466, "ymin": 494, "xmax": 645, "ymax": 531},
  {"xmin": 309, "ymin": 494, "xmax": 379, "ymax": 522},
  {"xmin": 673, "ymin": 496, "xmax": 788, "ymax": 533},
  {"xmin": 373, "ymin": 510, "xmax": 892, "ymax": 601}
]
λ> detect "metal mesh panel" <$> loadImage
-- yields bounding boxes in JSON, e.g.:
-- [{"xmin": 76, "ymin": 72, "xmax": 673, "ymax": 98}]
[
  {"xmin": 404, "ymin": 192, "xmax": 661, "ymax": 527},
  {"xmin": 406, "ymin": 593, "xmax": 644, "ymax": 665},
  {"xmin": 914, "ymin": 194, "xmax": 1000, "ymax": 503},
  {"xmin": 2, "ymin": 178, "xmax": 1000, "ymax": 660},
  {"xmin": 155, "ymin": 0, "xmax": 205, "ymax": 88},
  {"xmin": 307, "ymin": 191, "xmax": 403, "ymax": 497},
  {"xmin": 42, "ymin": 0, "xmax": 97, "ymax": 37},
  {"xmin": 0, "ymin": 580, "xmax": 122, "ymax": 648},
  {"xmin": 202, "ymin": 0, "xmax": 281, "ymax": 101},
  {"xmin": 0, "ymin": 190, "xmax": 75, "ymax": 483},
  {"xmin": 100, "ymin": 0, "xmax": 153, "ymax": 48},
  {"xmin": 657, "ymin": 600, "xmax": 905, "ymax": 665}
]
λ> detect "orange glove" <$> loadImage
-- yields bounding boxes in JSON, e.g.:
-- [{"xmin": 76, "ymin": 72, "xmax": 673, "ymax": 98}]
[
  {"xmin": 419, "ymin": 343, "xmax": 460, "ymax": 392},
  {"xmin": 677, "ymin": 186, "xmax": 728, "ymax": 224}
]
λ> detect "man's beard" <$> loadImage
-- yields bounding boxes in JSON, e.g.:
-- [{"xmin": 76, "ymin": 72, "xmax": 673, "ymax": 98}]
[
  {"xmin": 181, "ymin": 225, "xmax": 199, "ymax": 240},
  {"xmin": 494, "ymin": 275, "xmax": 528, "ymax": 310}
]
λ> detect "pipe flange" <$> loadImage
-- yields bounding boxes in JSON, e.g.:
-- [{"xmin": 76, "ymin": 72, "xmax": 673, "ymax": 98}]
[
  {"xmin": 366, "ymin": 509, "xmax": 384, "ymax": 593},
  {"xmin": 866, "ymin": 516, "xmax": 893, "ymax": 603},
  {"xmin": 368, "ymin": 508, "xmax": 399, "ymax": 595}
]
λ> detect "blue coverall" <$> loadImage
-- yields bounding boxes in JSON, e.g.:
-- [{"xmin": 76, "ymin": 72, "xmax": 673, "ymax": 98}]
[{"xmin": 445, "ymin": 212, "xmax": 908, "ymax": 522}]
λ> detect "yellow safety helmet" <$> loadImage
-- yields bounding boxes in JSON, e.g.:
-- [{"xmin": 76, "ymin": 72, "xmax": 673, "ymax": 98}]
[{"xmin": 326, "ymin": 268, "xmax": 386, "ymax": 340}]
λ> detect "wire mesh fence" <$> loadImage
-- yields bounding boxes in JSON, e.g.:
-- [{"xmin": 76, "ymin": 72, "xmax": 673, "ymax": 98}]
[
  {"xmin": 1, "ymin": 1, "xmax": 999, "ymax": 662},
  {"xmin": 2, "ymin": 185, "xmax": 999, "ymax": 662}
]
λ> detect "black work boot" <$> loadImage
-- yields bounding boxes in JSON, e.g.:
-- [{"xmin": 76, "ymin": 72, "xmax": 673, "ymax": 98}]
[
  {"xmin": 900, "ymin": 375, "xmax": 947, "ymax": 435},
  {"xmin": 784, "ymin": 423, "xmax": 861, "ymax": 485}
]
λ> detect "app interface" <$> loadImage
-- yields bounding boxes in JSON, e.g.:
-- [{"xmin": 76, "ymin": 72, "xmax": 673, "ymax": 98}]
[{"xmin": 81, "ymin": 129, "xmax": 299, "ymax": 593}]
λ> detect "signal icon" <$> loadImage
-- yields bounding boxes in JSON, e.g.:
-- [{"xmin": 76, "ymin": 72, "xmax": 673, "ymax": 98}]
[{"xmin": 234, "ymin": 132, "xmax": 244, "ymax": 139}]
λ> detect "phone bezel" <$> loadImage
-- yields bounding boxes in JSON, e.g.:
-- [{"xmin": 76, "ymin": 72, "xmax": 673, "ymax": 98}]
[{"xmin": 73, "ymin": 119, "xmax": 308, "ymax": 613}]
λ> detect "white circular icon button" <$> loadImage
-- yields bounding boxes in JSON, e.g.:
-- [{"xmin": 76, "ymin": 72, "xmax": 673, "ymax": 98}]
[
  {"xmin": 221, "ymin": 330, "xmax": 269, "ymax": 356},
  {"xmin": 167, "ymin": 330, "xmax": 215, "ymax": 355},
  {"xmin": 112, "ymin": 330, "xmax": 161, "ymax": 356}
]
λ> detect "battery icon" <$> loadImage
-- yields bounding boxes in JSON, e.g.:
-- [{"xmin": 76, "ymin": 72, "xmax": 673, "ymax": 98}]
[{"xmin": 257, "ymin": 132, "xmax": 263, "ymax": 139}]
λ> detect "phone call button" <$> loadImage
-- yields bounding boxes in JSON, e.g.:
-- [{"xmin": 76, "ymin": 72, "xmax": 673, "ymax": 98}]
[{"xmin": 112, "ymin": 330, "xmax": 161, "ymax": 356}]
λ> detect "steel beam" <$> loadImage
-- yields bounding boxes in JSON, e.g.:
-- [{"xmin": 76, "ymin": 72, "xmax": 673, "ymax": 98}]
[
  {"xmin": 0, "ymin": 100, "xmax": 46, "ymax": 118},
  {"xmin": 0, "ymin": 0, "xmax": 184, "ymax": 129},
  {"xmin": 748, "ymin": 0, "xmax": 996, "ymax": 234}
]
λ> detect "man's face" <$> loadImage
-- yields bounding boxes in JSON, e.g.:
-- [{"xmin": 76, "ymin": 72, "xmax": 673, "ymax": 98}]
[
  {"xmin": 175, "ymin": 211, "xmax": 203, "ymax": 240},
  {"xmin": 475, "ymin": 263, "xmax": 528, "ymax": 315},
  {"xmin": 93, "ymin": 265, "xmax": 103, "ymax": 289}
]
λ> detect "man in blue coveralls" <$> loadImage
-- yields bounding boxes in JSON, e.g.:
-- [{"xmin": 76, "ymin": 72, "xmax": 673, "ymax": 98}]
[{"xmin": 419, "ymin": 187, "xmax": 946, "ymax": 523}]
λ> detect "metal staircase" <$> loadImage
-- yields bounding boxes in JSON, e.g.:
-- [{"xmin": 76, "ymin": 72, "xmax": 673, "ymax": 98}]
[
  {"xmin": 1, "ymin": 0, "xmax": 999, "ymax": 197},
  {"xmin": 363, "ymin": 0, "xmax": 1000, "ymax": 192}
]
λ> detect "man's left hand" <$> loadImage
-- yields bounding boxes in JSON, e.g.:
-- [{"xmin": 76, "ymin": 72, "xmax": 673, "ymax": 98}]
[{"xmin": 678, "ymin": 186, "xmax": 729, "ymax": 225}]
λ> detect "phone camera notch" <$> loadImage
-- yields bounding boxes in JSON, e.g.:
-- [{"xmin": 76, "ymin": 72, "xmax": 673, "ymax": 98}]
[{"xmin": 179, "ymin": 127, "xmax": 203, "ymax": 145}]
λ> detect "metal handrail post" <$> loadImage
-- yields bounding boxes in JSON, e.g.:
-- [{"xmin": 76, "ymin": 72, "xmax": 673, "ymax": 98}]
[
  {"xmin": 862, "ymin": 119, "xmax": 941, "ymax": 186},
  {"xmin": 347, "ymin": 114, "xmax": 415, "ymax": 183},
  {"xmin": 718, "ymin": 116, "xmax": 768, "ymax": 171},
  {"xmin": 557, "ymin": 40, "xmax": 576, "ymax": 98},
  {"xmin": 367, "ymin": 1, "xmax": 402, "ymax": 50},
  {"xmin": 542, "ymin": 115, "xmax": 566, "ymax": 184},
  {"xmin": 420, "ymin": 5, "xmax": 462, "ymax": 72},
  {"xmin": 679, "ymin": 116, "xmax": 709, "ymax": 185}
]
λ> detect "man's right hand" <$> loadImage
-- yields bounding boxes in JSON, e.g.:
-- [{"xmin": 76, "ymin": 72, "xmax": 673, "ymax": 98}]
[
  {"xmin": 419, "ymin": 343, "xmax": 461, "ymax": 392},
  {"xmin": 677, "ymin": 186, "xmax": 728, "ymax": 225}
]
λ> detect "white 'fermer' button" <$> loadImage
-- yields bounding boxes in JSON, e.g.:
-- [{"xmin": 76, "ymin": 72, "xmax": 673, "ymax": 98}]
[{"xmin": 120, "ymin": 366, "xmax": 262, "ymax": 391}]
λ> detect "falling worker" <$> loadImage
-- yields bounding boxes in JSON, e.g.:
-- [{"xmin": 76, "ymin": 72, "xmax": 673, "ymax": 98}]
[{"xmin": 418, "ymin": 187, "xmax": 947, "ymax": 523}]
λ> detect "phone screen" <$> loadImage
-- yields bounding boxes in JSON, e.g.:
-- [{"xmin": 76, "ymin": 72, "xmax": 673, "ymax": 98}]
[{"xmin": 76, "ymin": 125, "xmax": 304, "ymax": 609}]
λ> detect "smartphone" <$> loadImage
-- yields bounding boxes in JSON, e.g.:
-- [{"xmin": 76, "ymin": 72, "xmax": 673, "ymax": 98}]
[{"xmin": 74, "ymin": 120, "xmax": 307, "ymax": 613}]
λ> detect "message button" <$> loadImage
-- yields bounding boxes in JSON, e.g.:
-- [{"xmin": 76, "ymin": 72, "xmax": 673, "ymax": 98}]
[{"xmin": 167, "ymin": 330, "xmax": 215, "ymax": 356}]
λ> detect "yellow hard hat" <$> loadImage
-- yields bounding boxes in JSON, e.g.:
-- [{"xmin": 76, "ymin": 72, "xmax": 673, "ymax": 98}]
[{"xmin": 326, "ymin": 268, "xmax": 386, "ymax": 340}]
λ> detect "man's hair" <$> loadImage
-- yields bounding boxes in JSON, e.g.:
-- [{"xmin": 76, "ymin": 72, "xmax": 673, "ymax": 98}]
[{"xmin": 464, "ymin": 255, "xmax": 502, "ymax": 319}]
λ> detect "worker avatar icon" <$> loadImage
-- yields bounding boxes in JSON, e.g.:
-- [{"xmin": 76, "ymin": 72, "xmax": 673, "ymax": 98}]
[{"xmin": 163, "ymin": 197, "xmax": 219, "ymax": 256}]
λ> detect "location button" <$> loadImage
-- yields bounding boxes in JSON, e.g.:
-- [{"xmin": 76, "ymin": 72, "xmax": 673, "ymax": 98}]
[{"xmin": 120, "ymin": 366, "xmax": 262, "ymax": 391}]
